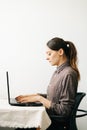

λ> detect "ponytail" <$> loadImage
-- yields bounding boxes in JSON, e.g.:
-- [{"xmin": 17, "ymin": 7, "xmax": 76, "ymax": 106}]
[{"xmin": 65, "ymin": 41, "xmax": 80, "ymax": 80}]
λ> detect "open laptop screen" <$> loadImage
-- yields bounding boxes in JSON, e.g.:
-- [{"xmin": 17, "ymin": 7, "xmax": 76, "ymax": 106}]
[{"xmin": 6, "ymin": 71, "xmax": 43, "ymax": 106}]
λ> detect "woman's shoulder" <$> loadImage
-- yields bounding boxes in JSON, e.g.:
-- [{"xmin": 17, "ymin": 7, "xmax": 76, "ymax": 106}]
[{"xmin": 63, "ymin": 66, "xmax": 77, "ymax": 77}]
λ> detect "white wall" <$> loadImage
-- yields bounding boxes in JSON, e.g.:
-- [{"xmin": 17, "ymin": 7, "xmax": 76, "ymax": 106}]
[{"xmin": 0, "ymin": 0, "xmax": 87, "ymax": 130}]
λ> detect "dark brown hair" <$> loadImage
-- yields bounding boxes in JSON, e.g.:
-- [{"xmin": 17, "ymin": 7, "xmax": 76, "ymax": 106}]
[{"xmin": 47, "ymin": 37, "xmax": 80, "ymax": 80}]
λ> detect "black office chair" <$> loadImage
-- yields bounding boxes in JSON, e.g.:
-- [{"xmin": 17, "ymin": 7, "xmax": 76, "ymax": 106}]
[{"xmin": 48, "ymin": 92, "xmax": 87, "ymax": 130}]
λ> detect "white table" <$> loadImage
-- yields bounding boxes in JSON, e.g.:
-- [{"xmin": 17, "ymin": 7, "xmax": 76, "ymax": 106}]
[{"xmin": 0, "ymin": 99, "xmax": 51, "ymax": 130}]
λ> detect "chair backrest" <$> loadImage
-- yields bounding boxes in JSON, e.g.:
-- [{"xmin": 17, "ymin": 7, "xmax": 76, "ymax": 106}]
[
  {"xmin": 71, "ymin": 92, "xmax": 86, "ymax": 118},
  {"xmin": 69, "ymin": 92, "xmax": 86, "ymax": 130}
]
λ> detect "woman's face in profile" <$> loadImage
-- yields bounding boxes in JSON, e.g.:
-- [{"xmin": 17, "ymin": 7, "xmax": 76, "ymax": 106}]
[{"xmin": 46, "ymin": 46, "xmax": 60, "ymax": 66}]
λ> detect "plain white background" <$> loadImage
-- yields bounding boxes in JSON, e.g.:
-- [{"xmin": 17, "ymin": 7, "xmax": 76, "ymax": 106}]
[{"xmin": 0, "ymin": 0, "xmax": 87, "ymax": 130}]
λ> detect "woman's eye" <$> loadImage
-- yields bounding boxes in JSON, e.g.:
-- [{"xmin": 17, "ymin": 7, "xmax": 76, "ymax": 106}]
[{"xmin": 48, "ymin": 53, "xmax": 51, "ymax": 56}]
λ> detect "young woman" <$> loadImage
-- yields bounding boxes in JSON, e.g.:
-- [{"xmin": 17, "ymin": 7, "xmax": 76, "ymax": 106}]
[{"xmin": 16, "ymin": 37, "xmax": 80, "ymax": 129}]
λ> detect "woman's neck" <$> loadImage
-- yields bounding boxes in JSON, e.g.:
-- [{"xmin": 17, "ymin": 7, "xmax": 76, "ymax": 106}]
[{"xmin": 57, "ymin": 56, "xmax": 68, "ymax": 67}]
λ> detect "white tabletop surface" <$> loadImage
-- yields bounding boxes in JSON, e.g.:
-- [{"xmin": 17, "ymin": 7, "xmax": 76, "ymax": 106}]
[{"xmin": 0, "ymin": 99, "xmax": 51, "ymax": 130}]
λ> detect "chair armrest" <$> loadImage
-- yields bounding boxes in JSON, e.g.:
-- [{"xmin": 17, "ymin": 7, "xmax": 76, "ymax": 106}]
[{"xmin": 76, "ymin": 109, "xmax": 87, "ymax": 118}]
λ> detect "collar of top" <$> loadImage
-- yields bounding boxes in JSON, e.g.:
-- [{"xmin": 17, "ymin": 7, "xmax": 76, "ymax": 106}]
[{"xmin": 56, "ymin": 61, "xmax": 70, "ymax": 73}]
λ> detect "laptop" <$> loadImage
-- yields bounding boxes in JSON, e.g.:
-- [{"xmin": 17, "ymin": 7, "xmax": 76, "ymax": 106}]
[{"xmin": 6, "ymin": 71, "xmax": 43, "ymax": 106}]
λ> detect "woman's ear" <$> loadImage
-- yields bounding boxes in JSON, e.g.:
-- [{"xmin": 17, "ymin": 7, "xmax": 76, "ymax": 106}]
[{"xmin": 58, "ymin": 48, "xmax": 64, "ymax": 56}]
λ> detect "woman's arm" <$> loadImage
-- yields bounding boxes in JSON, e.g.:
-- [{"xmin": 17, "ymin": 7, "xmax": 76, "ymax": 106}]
[{"xmin": 15, "ymin": 94, "xmax": 51, "ymax": 109}]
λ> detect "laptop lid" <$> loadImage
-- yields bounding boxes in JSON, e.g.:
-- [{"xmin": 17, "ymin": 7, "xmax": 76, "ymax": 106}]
[
  {"xmin": 6, "ymin": 71, "xmax": 11, "ymax": 104},
  {"xmin": 6, "ymin": 71, "xmax": 43, "ymax": 106}
]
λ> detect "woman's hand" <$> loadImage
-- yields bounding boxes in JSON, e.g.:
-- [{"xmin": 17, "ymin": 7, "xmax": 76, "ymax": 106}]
[{"xmin": 15, "ymin": 94, "xmax": 40, "ymax": 103}]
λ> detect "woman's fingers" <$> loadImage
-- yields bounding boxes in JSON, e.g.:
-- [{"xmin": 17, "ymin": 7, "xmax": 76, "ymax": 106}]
[{"xmin": 15, "ymin": 95, "xmax": 24, "ymax": 102}]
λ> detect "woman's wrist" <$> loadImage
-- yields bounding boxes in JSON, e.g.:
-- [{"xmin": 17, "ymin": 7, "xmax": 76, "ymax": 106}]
[
  {"xmin": 38, "ymin": 95, "xmax": 51, "ymax": 109},
  {"xmin": 36, "ymin": 95, "xmax": 42, "ymax": 102}
]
